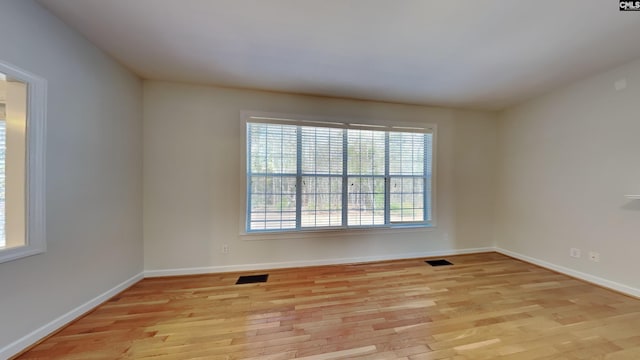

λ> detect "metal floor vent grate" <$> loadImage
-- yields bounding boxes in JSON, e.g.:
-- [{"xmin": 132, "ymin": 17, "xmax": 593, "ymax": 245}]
[
  {"xmin": 425, "ymin": 259, "xmax": 453, "ymax": 267},
  {"xmin": 236, "ymin": 274, "xmax": 269, "ymax": 284}
]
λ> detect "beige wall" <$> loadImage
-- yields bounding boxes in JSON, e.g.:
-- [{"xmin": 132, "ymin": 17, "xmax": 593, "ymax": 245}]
[
  {"xmin": 0, "ymin": 0, "xmax": 143, "ymax": 352},
  {"xmin": 496, "ymin": 58, "xmax": 640, "ymax": 290},
  {"xmin": 143, "ymin": 82, "xmax": 497, "ymax": 271}
]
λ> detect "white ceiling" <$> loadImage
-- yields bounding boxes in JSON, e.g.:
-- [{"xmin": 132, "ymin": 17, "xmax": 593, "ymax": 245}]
[{"xmin": 38, "ymin": 0, "xmax": 640, "ymax": 110}]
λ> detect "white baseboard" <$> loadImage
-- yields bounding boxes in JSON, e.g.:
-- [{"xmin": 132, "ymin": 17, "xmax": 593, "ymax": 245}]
[
  {"xmin": 0, "ymin": 272, "xmax": 144, "ymax": 360},
  {"xmin": 144, "ymin": 247, "xmax": 495, "ymax": 277},
  {"xmin": 495, "ymin": 247, "xmax": 640, "ymax": 298}
]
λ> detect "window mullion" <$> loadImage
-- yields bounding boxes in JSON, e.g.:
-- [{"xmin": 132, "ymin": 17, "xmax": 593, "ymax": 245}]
[
  {"xmin": 342, "ymin": 128, "xmax": 348, "ymax": 228},
  {"xmin": 295, "ymin": 126, "xmax": 302, "ymax": 230},
  {"xmin": 384, "ymin": 132, "xmax": 390, "ymax": 225}
]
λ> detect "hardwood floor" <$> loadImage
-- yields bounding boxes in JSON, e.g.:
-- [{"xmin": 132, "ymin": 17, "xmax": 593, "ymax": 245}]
[{"xmin": 16, "ymin": 253, "xmax": 640, "ymax": 359}]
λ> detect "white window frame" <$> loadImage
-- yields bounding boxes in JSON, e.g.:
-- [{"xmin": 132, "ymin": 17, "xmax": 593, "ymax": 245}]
[
  {"xmin": 0, "ymin": 60, "xmax": 47, "ymax": 264},
  {"xmin": 240, "ymin": 111, "xmax": 436, "ymax": 236}
]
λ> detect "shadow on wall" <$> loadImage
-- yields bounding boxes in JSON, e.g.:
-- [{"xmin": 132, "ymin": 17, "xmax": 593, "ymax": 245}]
[{"xmin": 621, "ymin": 200, "xmax": 640, "ymax": 211}]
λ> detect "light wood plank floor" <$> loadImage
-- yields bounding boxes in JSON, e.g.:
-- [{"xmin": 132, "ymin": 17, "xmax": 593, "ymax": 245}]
[{"xmin": 16, "ymin": 253, "xmax": 640, "ymax": 359}]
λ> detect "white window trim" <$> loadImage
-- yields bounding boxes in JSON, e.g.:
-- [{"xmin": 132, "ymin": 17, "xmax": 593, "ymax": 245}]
[
  {"xmin": 239, "ymin": 110, "xmax": 437, "ymax": 238},
  {"xmin": 0, "ymin": 60, "xmax": 47, "ymax": 264}
]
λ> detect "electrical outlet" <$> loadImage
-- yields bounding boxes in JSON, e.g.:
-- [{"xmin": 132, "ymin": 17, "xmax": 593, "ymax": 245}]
[
  {"xmin": 222, "ymin": 244, "xmax": 230, "ymax": 254},
  {"xmin": 570, "ymin": 248, "xmax": 581, "ymax": 258},
  {"xmin": 589, "ymin": 251, "xmax": 600, "ymax": 262}
]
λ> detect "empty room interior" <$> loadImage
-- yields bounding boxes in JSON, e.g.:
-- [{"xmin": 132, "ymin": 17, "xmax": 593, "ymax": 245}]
[{"xmin": 1, "ymin": 0, "xmax": 640, "ymax": 359}]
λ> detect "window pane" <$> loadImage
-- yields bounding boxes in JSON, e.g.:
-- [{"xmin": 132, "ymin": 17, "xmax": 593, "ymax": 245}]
[
  {"xmin": 389, "ymin": 132, "xmax": 424, "ymax": 176},
  {"xmin": 248, "ymin": 175, "xmax": 296, "ymax": 230},
  {"xmin": 347, "ymin": 176, "xmax": 385, "ymax": 226},
  {"xmin": 424, "ymin": 133, "xmax": 433, "ymax": 222},
  {"xmin": 1, "ymin": 77, "xmax": 27, "ymax": 250},
  {"xmin": 0, "ymin": 120, "xmax": 4, "ymax": 247},
  {"xmin": 248, "ymin": 123, "xmax": 297, "ymax": 174},
  {"xmin": 390, "ymin": 177, "xmax": 424, "ymax": 222},
  {"xmin": 301, "ymin": 176, "xmax": 342, "ymax": 228},
  {"xmin": 301, "ymin": 126, "xmax": 343, "ymax": 175},
  {"xmin": 389, "ymin": 131, "xmax": 430, "ymax": 223},
  {"xmin": 347, "ymin": 129, "xmax": 385, "ymax": 175}
]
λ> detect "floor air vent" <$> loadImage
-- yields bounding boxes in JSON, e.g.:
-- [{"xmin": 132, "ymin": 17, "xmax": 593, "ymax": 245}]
[
  {"xmin": 236, "ymin": 274, "xmax": 269, "ymax": 284},
  {"xmin": 425, "ymin": 259, "xmax": 453, "ymax": 266}
]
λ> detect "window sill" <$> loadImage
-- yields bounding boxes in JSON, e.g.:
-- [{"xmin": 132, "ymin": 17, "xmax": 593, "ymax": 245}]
[
  {"xmin": 0, "ymin": 244, "xmax": 46, "ymax": 264},
  {"xmin": 240, "ymin": 224, "xmax": 434, "ymax": 241}
]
